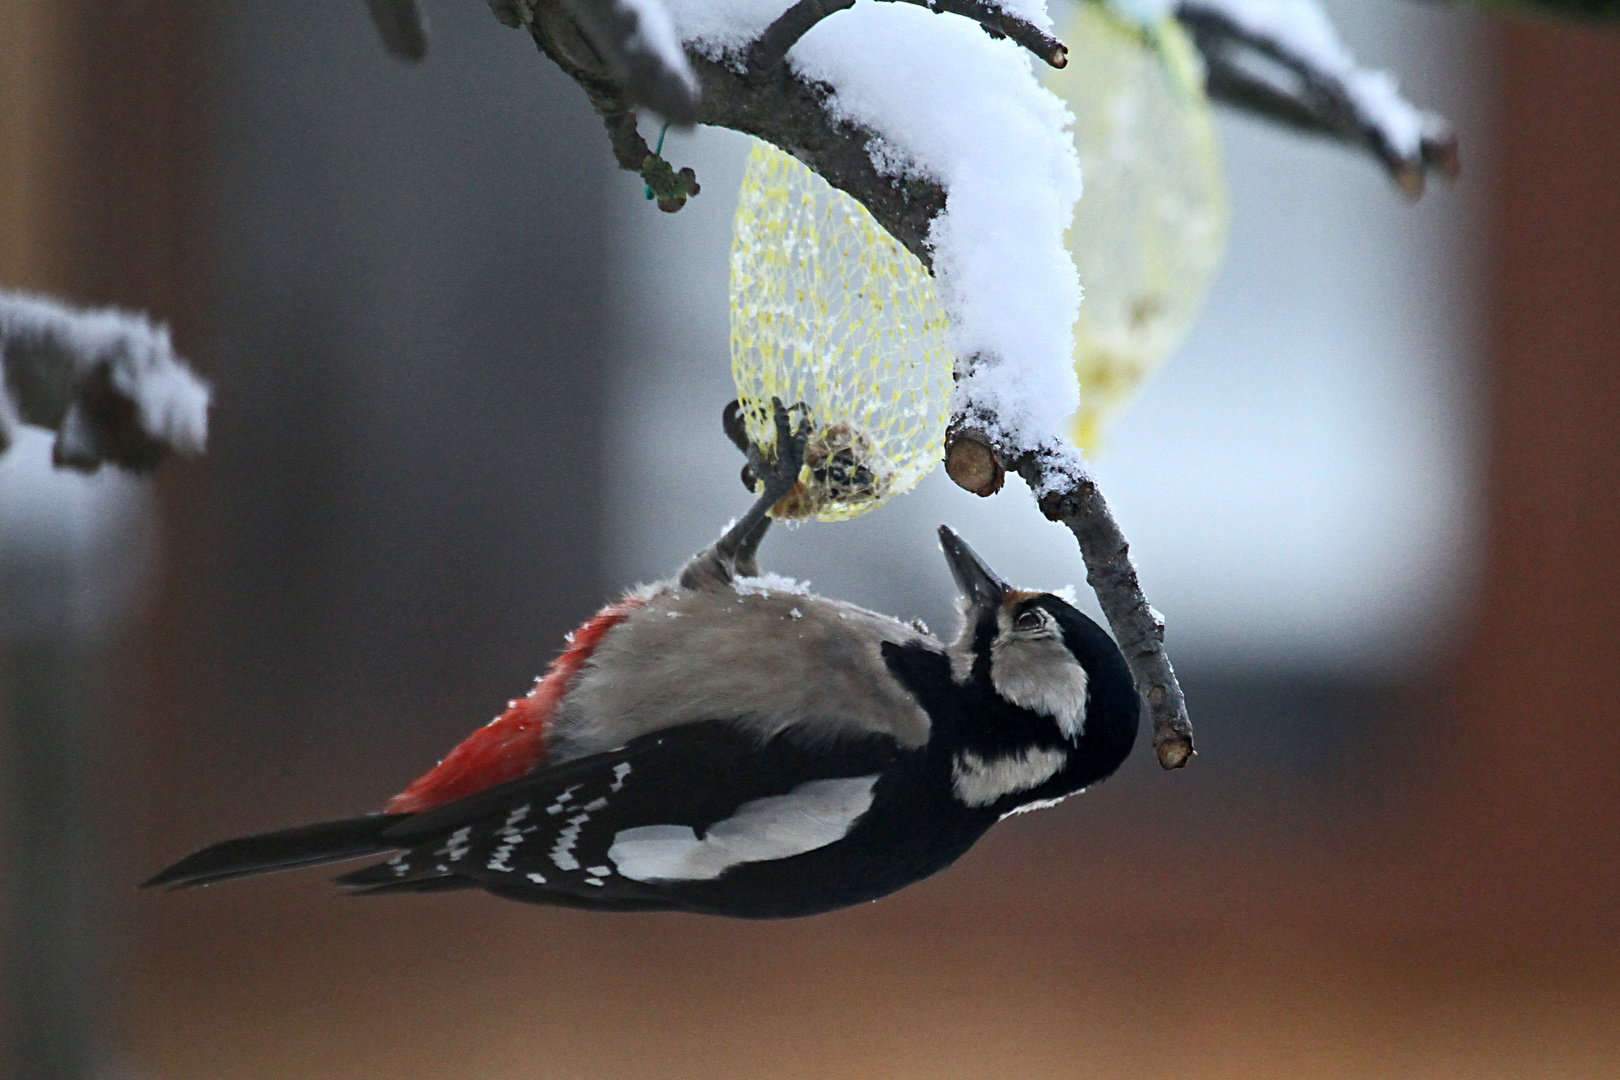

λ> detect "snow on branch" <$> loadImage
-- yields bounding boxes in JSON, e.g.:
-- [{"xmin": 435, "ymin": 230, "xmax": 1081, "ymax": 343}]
[
  {"xmin": 1176, "ymin": 0, "xmax": 1459, "ymax": 194},
  {"xmin": 0, "ymin": 290, "xmax": 210, "ymax": 473}
]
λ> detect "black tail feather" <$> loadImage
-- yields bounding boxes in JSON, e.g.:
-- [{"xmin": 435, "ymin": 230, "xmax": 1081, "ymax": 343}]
[
  {"xmin": 142, "ymin": 813, "xmax": 411, "ymax": 890},
  {"xmin": 342, "ymin": 875, "xmax": 480, "ymax": 896}
]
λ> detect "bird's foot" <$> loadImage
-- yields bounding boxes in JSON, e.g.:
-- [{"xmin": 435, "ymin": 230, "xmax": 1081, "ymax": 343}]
[{"xmin": 682, "ymin": 399, "xmax": 811, "ymax": 590}]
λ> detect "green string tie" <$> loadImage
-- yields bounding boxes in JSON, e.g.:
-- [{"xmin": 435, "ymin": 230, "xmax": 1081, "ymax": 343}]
[{"xmin": 644, "ymin": 123, "xmax": 670, "ymax": 200}]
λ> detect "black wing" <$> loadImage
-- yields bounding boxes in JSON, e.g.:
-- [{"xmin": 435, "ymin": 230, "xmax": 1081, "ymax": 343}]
[{"xmin": 335, "ymin": 719, "xmax": 900, "ymax": 910}]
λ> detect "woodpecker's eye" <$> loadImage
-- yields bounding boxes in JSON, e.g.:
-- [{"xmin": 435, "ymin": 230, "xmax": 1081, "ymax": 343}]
[{"xmin": 1013, "ymin": 608, "xmax": 1045, "ymax": 632}]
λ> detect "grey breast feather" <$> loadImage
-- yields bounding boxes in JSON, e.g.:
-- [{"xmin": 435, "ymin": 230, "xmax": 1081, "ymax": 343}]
[{"xmin": 548, "ymin": 583, "xmax": 938, "ymax": 761}]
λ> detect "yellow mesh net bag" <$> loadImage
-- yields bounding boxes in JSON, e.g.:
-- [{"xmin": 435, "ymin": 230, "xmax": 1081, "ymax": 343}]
[
  {"xmin": 730, "ymin": 141, "xmax": 955, "ymax": 522},
  {"xmin": 1046, "ymin": 2, "xmax": 1229, "ymax": 451}
]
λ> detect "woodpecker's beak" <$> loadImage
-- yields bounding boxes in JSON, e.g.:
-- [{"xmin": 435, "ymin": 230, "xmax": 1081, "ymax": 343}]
[{"xmin": 938, "ymin": 525, "xmax": 1008, "ymax": 612}]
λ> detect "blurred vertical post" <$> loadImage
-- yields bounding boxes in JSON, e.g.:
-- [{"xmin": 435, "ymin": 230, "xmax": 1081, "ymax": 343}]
[
  {"xmin": 1414, "ymin": 17, "xmax": 1620, "ymax": 942},
  {"xmin": 0, "ymin": 1, "xmax": 193, "ymax": 1077},
  {"xmin": 0, "ymin": 543, "xmax": 103, "ymax": 1080}
]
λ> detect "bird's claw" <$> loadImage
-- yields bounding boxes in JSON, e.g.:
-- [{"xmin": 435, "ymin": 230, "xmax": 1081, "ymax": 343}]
[
  {"xmin": 696, "ymin": 399, "xmax": 812, "ymax": 589},
  {"xmin": 724, "ymin": 397, "xmax": 811, "ymax": 502},
  {"xmin": 749, "ymin": 397, "xmax": 811, "ymax": 503}
]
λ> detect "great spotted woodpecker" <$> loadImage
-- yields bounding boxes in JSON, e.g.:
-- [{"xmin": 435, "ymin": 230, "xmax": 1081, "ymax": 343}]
[{"xmin": 145, "ymin": 405, "xmax": 1140, "ymax": 917}]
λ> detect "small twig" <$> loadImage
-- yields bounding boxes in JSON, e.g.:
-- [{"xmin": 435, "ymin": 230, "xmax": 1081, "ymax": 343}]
[
  {"xmin": 1177, "ymin": 1, "xmax": 1457, "ymax": 194},
  {"xmin": 597, "ymin": 101, "xmax": 654, "ymax": 171},
  {"xmin": 945, "ymin": 429, "xmax": 1193, "ymax": 769},
  {"xmin": 367, "ymin": 0, "xmax": 429, "ymax": 62},
  {"xmin": 0, "ymin": 290, "xmax": 210, "ymax": 472},
  {"xmin": 886, "ymin": 0, "xmax": 1067, "ymax": 68},
  {"xmin": 748, "ymin": 0, "xmax": 858, "ymax": 77},
  {"xmin": 748, "ymin": 0, "xmax": 1066, "ymax": 77}
]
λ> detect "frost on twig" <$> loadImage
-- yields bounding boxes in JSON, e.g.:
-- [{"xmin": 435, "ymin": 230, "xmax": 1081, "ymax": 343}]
[
  {"xmin": 1176, "ymin": 0, "xmax": 1459, "ymax": 194},
  {"xmin": 0, "ymin": 290, "xmax": 210, "ymax": 473}
]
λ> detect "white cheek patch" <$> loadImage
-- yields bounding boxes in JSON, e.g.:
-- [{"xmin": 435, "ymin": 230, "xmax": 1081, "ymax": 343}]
[
  {"xmin": 991, "ymin": 636, "xmax": 1089, "ymax": 738},
  {"xmin": 952, "ymin": 747, "xmax": 1068, "ymax": 808},
  {"xmin": 607, "ymin": 775, "xmax": 880, "ymax": 882}
]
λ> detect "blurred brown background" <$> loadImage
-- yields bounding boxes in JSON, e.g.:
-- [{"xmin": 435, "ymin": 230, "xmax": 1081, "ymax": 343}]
[{"xmin": 2, "ymin": 2, "xmax": 1617, "ymax": 1079}]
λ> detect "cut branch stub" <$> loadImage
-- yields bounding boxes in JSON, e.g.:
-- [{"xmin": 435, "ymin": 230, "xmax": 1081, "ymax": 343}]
[{"xmin": 944, "ymin": 428, "xmax": 1005, "ymax": 497}]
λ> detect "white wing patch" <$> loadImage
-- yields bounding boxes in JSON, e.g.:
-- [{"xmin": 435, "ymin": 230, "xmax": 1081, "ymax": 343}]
[
  {"xmin": 951, "ymin": 747, "xmax": 1068, "ymax": 808},
  {"xmin": 607, "ymin": 775, "xmax": 881, "ymax": 882}
]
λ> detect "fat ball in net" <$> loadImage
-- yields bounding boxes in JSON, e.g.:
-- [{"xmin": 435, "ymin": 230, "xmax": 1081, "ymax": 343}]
[{"xmin": 730, "ymin": 142, "xmax": 955, "ymax": 522}]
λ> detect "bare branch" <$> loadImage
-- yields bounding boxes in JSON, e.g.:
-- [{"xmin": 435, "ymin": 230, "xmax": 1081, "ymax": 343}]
[
  {"xmin": 0, "ymin": 290, "xmax": 209, "ymax": 472},
  {"xmin": 1020, "ymin": 449, "xmax": 1194, "ymax": 769},
  {"xmin": 1177, "ymin": 1, "xmax": 1458, "ymax": 195},
  {"xmin": 367, "ymin": 0, "xmax": 429, "ymax": 62},
  {"xmin": 886, "ymin": 0, "xmax": 1067, "ymax": 68},
  {"xmin": 943, "ymin": 424, "xmax": 1193, "ymax": 768},
  {"xmin": 747, "ymin": 0, "xmax": 1067, "ymax": 78}
]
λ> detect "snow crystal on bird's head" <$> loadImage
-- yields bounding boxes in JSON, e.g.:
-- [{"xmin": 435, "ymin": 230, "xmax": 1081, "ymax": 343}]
[
  {"xmin": 789, "ymin": 1, "xmax": 1083, "ymax": 452},
  {"xmin": 732, "ymin": 572, "xmax": 812, "ymax": 598}
]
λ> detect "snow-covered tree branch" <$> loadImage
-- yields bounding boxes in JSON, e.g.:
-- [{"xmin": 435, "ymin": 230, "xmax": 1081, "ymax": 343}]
[
  {"xmin": 391, "ymin": 0, "xmax": 1467, "ymax": 770},
  {"xmin": 480, "ymin": 0, "xmax": 1205, "ymax": 767},
  {"xmin": 351, "ymin": 0, "xmax": 1478, "ymax": 769},
  {"xmin": 0, "ymin": 290, "xmax": 210, "ymax": 473}
]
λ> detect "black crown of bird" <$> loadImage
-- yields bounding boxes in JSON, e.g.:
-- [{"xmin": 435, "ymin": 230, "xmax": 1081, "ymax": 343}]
[{"xmin": 147, "ymin": 401, "xmax": 1140, "ymax": 918}]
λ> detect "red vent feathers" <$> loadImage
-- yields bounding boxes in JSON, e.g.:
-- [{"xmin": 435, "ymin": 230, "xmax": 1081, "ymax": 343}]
[{"xmin": 386, "ymin": 596, "xmax": 646, "ymax": 814}]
